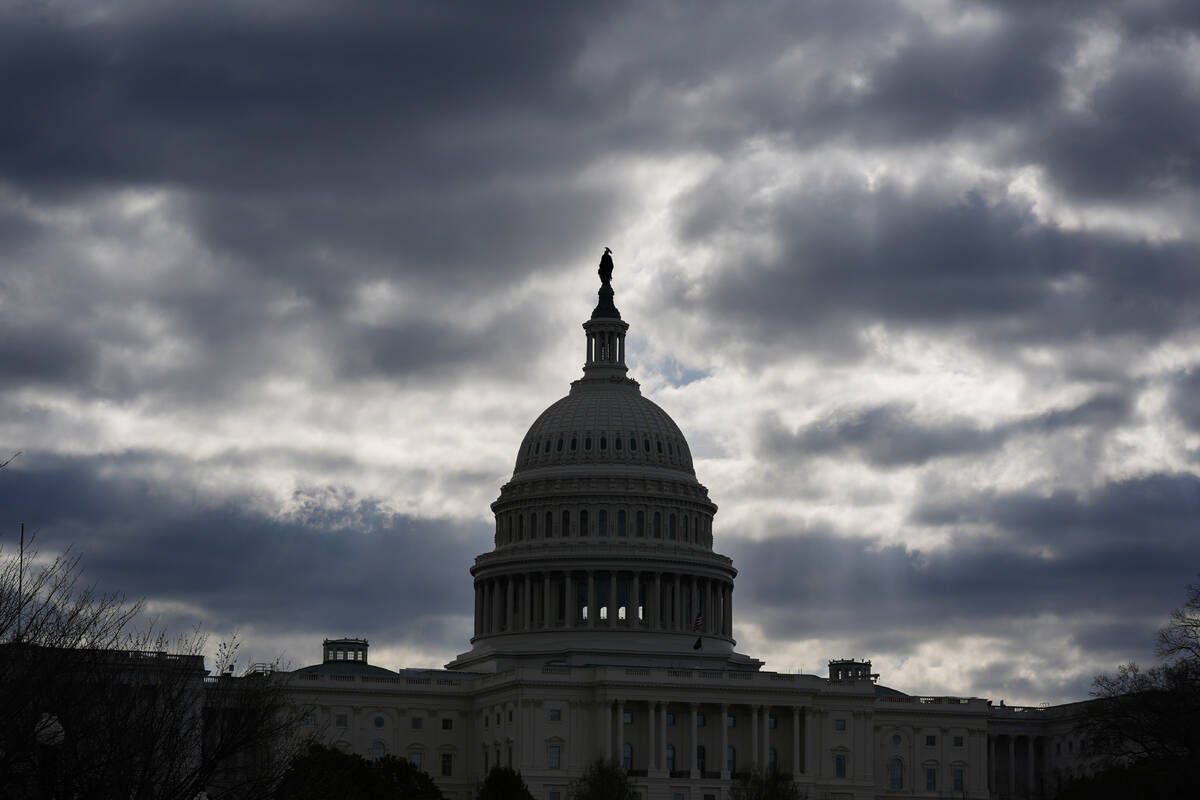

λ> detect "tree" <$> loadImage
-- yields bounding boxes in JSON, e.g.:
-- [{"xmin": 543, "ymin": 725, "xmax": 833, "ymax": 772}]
[
  {"xmin": 0, "ymin": 542, "xmax": 302, "ymax": 799},
  {"xmin": 569, "ymin": 759, "xmax": 637, "ymax": 800},
  {"xmin": 1076, "ymin": 581, "xmax": 1200, "ymax": 796},
  {"xmin": 477, "ymin": 766, "xmax": 535, "ymax": 800},
  {"xmin": 727, "ymin": 768, "xmax": 807, "ymax": 800},
  {"xmin": 274, "ymin": 744, "xmax": 444, "ymax": 800}
]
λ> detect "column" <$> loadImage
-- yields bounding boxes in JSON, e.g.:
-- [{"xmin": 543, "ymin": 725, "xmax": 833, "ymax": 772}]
[
  {"xmin": 725, "ymin": 585, "xmax": 733, "ymax": 637},
  {"xmin": 673, "ymin": 574, "xmax": 681, "ymax": 630},
  {"xmin": 691, "ymin": 579, "xmax": 700, "ymax": 629},
  {"xmin": 988, "ymin": 734, "xmax": 995, "ymax": 795},
  {"xmin": 648, "ymin": 701, "xmax": 657, "ymax": 772},
  {"xmin": 659, "ymin": 702, "xmax": 668, "ymax": 774},
  {"xmin": 653, "ymin": 572, "xmax": 662, "ymax": 630},
  {"xmin": 762, "ymin": 705, "xmax": 771, "ymax": 768},
  {"xmin": 1027, "ymin": 736, "xmax": 1035, "ymax": 800},
  {"xmin": 689, "ymin": 704, "xmax": 699, "ymax": 779},
  {"xmin": 543, "ymin": 574, "xmax": 551, "ymax": 629},
  {"xmin": 604, "ymin": 700, "xmax": 612, "ymax": 761},
  {"xmin": 609, "ymin": 572, "xmax": 618, "ymax": 627},
  {"xmin": 474, "ymin": 583, "xmax": 482, "ymax": 637},
  {"xmin": 752, "ymin": 706, "xmax": 760, "ymax": 769},
  {"xmin": 792, "ymin": 707, "xmax": 801, "ymax": 777},
  {"xmin": 523, "ymin": 576, "xmax": 532, "ymax": 630},
  {"xmin": 1008, "ymin": 736, "xmax": 1016, "ymax": 799},
  {"xmin": 804, "ymin": 708, "xmax": 820, "ymax": 778},
  {"xmin": 720, "ymin": 704, "xmax": 730, "ymax": 779},
  {"xmin": 632, "ymin": 571, "xmax": 640, "ymax": 627},
  {"xmin": 505, "ymin": 577, "xmax": 514, "ymax": 631},
  {"xmin": 616, "ymin": 699, "xmax": 625, "ymax": 767},
  {"xmin": 715, "ymin": 584, "xmax": 723, "ymax": 637},
  {"xmin": 491, "ymin": 579, "xmax": 501, "ymax": 633},
  {"xmin": 588, "ymin": 572, "xmax": 596, "ymax": 628},
  {"xmin": 564, "ymin": 573, "xmax": 573, "ymax": 627},
  {"xmin": 864, "ymin": 714, "xmax": 874, "ymax": 782}
]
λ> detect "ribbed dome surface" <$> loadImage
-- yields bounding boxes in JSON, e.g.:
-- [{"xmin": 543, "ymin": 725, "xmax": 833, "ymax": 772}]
[{"xmin": 513, "ymin": 382, "xmax": 695, "ymax": 475}]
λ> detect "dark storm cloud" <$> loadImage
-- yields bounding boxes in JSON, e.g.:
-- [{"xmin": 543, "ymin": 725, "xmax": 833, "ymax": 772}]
[
  {"xmin": 675, "ymin": 183, "xmax": 1200, "ymax": 361},
  {"xmin": 727, "ymin": 472, "xmax": 1200, "ymax": 657},
  {"xmin": 757, "ymin": 392, "xmax": 1132, "ymax": 468},
  {"xmin": 0, "ymin": 452, "xmax": 486, "ymax": 650}
]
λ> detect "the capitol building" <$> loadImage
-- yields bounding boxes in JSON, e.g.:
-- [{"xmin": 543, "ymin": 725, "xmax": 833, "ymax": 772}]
[{"xmin": 290, "ymin": 254, "xmax": 1091, "ymax": 800}]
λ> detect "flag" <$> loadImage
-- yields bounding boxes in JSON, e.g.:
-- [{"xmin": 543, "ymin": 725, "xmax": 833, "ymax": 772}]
[{"xmin": 692, "ymin": 613, "xmax": 702, "ymax": 632}]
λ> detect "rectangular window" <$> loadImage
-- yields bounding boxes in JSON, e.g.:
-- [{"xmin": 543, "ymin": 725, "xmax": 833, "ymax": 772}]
[
  {"xmin": 666, "ymin": 712, "xmax": 676, "ymax": 726},
  {"xmin": 835, "ymin": 718, "xmax": 847, "ymax": 731},
  {"xmin": 550, "ymin": 709, "xmax": 562, "ymax": 721},
  {"xmin": 696, "ymin": 713, "xmax": 706, "ymax": 726},
  {"xmin": 925, "ymin": 734, "xmax": 936, "ymax": 746},
  {"xmin": 835, "ymin": 754, "xmax": 846, "ymax": 778},
  {"xmin": 599, "ymin": 509, "xmax": 608, "ymax": 536},
  {"xmin": 441, "ymin": 753, "xmax": 453, "ymax": 776},
  {"xmin": 549, "ymin": 745, "xmax": 561, "ymax": 769},
  {"xmin": 550, "ymin": 793, "xmax": 560, "ymax": 800},
  {"xmin": 637, "ymin": 510, "xmax": 644, "ymax": 536},
  {"xmin": 768, "ymin": 714, "xmax": 777, "ymax": 730},
  {"xmin": 953, "ymin": 735, "xmax": 964, "ymax": 747},
  {"xmin": 653, "ymin": 511, "xmax": 662, "ymax": 537},
  {"xmin": 335, "ymin": 714, "xmax": 347, "ymax": 728},
  {"xmin": 409, "ymin": 752, "xmax": 421, "ymax": 768},
  {"xmin": 442, "ymin": 718, "xmax": 453, "ymax": 731},
  {"xmin": 623, "ymin": 711, "xmax": 633, "ymax": 724},
  {"xmin": 726, "ymin": 715, "xmax": 736, "ymax": 727},
  {"xmin": 926, "ymin": 767, "xmax": 937, "ymax": 791},
  {"xmin": 412, "ymin": 717, "xmax": 423, "ymax": 730},
  {"xmin": 953, "ymin": 768, "xmax": 964, "ymax": 791},
  {"xmin": 508, "ymin": 710, "xmax": 514, "ymax": 722},
  {"xmin": 618, "ymin": 510, "xmax": 626, "ymax": 536}
]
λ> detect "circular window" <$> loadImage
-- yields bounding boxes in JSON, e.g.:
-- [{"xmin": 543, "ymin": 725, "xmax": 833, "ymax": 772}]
[
  {"xmin": 891, "ymin": 734, "xmax": 901, "ymax": 745},
  {"xmin": 600, "ymin": 436, "xmax": 607, "ymax": 451},
  {"xmin": 584, "ymin": 437, "xmax": 592, "ymax": 451},
  {"xmin": 375, "ymin": 716, "xmax": 386, "ymax": 729},
  {"xmin": 570, "ymin": 437, "xmax": 578, "ymax": 451}
]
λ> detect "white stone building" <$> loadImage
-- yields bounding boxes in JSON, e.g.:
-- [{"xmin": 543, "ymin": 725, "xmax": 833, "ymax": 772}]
[{"xmin": 288, "ymin": 255, "xmax": 1089, "ymax": 800}]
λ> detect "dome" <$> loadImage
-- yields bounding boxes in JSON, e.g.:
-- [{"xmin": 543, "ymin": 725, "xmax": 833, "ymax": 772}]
[{"xmin": 512, "ymin": 381, "xmax": 696, "ymax": 476}]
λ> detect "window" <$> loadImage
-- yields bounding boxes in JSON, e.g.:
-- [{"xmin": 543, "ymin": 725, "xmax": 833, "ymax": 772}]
[
  {"xmin": 835, "ymin": 718, "xmax": 846, "ymax": 731},
  {"xmin": 374, "ymin": 715, "xmax": 385, "ymax": 728},
  {"xmin": 666, "ymin": 712, "xmax": 676, "ymax": 726},
  {"xmin": 623, "ymin": 742, "xmax": 633, "ymax": 769},
  {"xmin": 369, "ymin": 741, "xmax": 386, "ymax": 760},
  {"xmin": 442, "ymin": 718, "xmax": 453, "ymax": 731},
  {"xmin": 925, "ymin": 734, "xmax": 936, "ymax": 746},
  {"xmin": 768, "ymin": 748, "xmax": 777, "ymax": 772},
  {"xmin": 496, "ymin": 712, "xmax": 501, "ymax": 724},
  {"xmin": 412, "ymin": 717, "xmax": 423, "ymax": 730},
  {"xmin": 570, "ymin": 437, "xmax": 577, "ymax": 451},
  {"xmin": 599, "ymin": 509, "xmax": 607, "ymax": 536},
  {"xmin": 666, "ymin": 744, "xmax": 675, "ymax": 771},
  {"xmin": 549, "ymin": 745, "xmax": 561, "ymax": 769},
  {"xmin": 409, "ymin": 752, "xmax": 422, "ymax": 768},
  {"xmin": 615, "ymin": 436, "xmax": 622, "ymax": 450},
  {"xmin": 508, "ymin": 709, "xmax": 513, "ymax": 723},
  {"xmin": 441, "ymin": 753, "xmax": 453, "ymax": 776},
  {"xmin": 835, "ymin": 754, "xmax": 846, "ymax": 778},
  {"xmin": 653, "ymin": 511, "xmax": 662, "ymax": 537},
  {"xmin": 891, "ymin": 733, "xmax": 902, "ymax": 746},
  {"xmin": 888, "ymin": 758, "xmax": 903, "ymax": 790},
  {"xmin": 617, "ymin": 510, "xmax": 626, "ymax": 536},
  {"xmin": 530, "ymin": 514, "xmax": 537, "ymax": 539},
  {"xmin": 768, "ymin": 714, "xmax": 777, "ymax": 730},
  {"xmin": 550, "ymin": 709, "xmax": 562, "ymax": 722},
  {"xmin": 584, "ymin": 436, "xmax": 591, "ymax": 451},
  {"xmin": 562, "ymin": 510, "xmax": 570, "ymax": 536},
  {"xmin": 546, "ymin": 511, "xmax": 553, "ymax": 537},
  {"xmin": 953, "ymin": 735, "xmax": 964, "ymax": 747},
  {"xmin": 600, "ymin": 435, "xmax": 607, "ymax": 451},
  {"xmin": 926, "ymin": 767, "xmax": 937, "ymax": 791},
  {"xmin": 669, "ymin": 513, "xmax": 676, "ymax": 539},
  {"xmin": 727, "ymin": 746, "xmax": 736, "ymax": 773},
  {"xmin": 696, "ymin": 713, "xmax": 706, "ymax": 727},
  {"xmin": 335, "ymin": 714, "xmax": 347, "ymax": 728},
  {"xmin": 580, "ymin": 509, "xmax": 588, "ymax": 535},
  {"xmin": 953, "ymin": 767, "xmax": 964, "ymax": 791},
  {"xmin": 336, "ymin": 650, "xmax": 345, "ymax": 660},
  {"xmin": 726, "ymin": 715, "xmax": 736, "ymax": 728},
  {"xmin": 507, "ymin": 746, "xmax": 512, "ymax": 768},
  {"xmin": 550, "ymin": 793, "xmax": 560, "ymax": 800},
  {"xmin": 637, "ymin": 510, "xmax": 645, "ymax": 536},
  {"xmin": 697, "ymin": 745, "xmax": 706, "ymax": 772},
  {"xmin": 623, "ymin": 711, "xmax": 633, "ymax": 724}
]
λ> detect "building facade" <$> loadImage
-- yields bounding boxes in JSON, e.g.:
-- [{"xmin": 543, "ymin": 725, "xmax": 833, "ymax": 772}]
[{"xmin": 288, "ymin": 255, "xmax": 1091, "ymax": 800}]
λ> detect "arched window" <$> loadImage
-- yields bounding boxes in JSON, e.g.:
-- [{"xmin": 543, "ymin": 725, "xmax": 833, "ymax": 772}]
[
  {"xmin": 666, "ymin": 744, "xmax": 675, "ymax": 772},
  {"xmin": 518, "ymin": 515, "xmax": 524, "ymax": 540},
  {"xmin": 630, "ymin": 436, "xmax": 637, "ymax": 451},
  {"xmin": 580, "ymin": 509, "xmax": 588, "ymax": 536},
  {"xmin": 697, "ymin": 745, "xmax": 706, "ymax": 773},
  {"xmin": 556, "ymin": 437, "xmax": 563, "ymax": 452},
  {"xmin": 369, "ymin": 741, "xmax": 387, "ymax": 760},
  {"xmin": 598, "ymin": 509, "xmax": 607, "ymax": 536},
  {"xmin": 669, "ymin": 513, "xmax": 677, "ymax": 540},
  {"xmin": 653, "ymin": 512, "xmax": 662, "ymax": 538},
  {"xmin": 727, "ymin": 746, "xmax": 736, "ymax": 774},
  {"xmin": 562, "ymin": 510, "xmax": 570, "ymax": 537},
  {"xmin": 570, "ymin": 437, "xmax": 578, "ymax": 452},
  {"xmin": 584, "ymin": 436, "xmax": 592, "ymax": 451},
  {"xmin": 600, "ymin": 435, "xmax": 607, "ymax": 451},
  {"xmin": 636, "ymin": 510, "xmax": 645, "ymax": 536},
  {"xmin": 615, "ymin": 436, "xmax": 622, "ymax": 451},
  {"xmin": 546, "ymin": 511, "xmax": 553, "ymax": 538},
  {"xmin": 622, "ymin": 742, "xmax": 632, "ymax": 770},
  {"xmin": 888, "ymin": 758, "xmax": 903, "ymax": 790},
  {"xmin": 644, "ymin": 437, "xmax": 651, "ymax": 452},
  {"xmin": 617, "ymin": 509, "xmax": 626, "ymax": 536}
]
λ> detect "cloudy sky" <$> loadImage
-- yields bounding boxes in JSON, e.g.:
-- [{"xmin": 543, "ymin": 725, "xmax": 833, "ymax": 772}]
[{"xmin": 2, "ymin": 0, "xmax": 1199, "ymax": 705}]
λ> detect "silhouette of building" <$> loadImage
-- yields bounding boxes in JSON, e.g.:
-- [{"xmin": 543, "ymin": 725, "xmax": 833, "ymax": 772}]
[{"xmin": 289, "ymin": 255, "xmax": 1092, "ymax": 800}]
